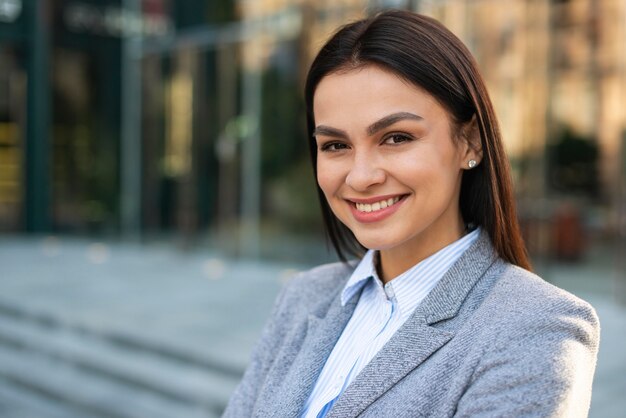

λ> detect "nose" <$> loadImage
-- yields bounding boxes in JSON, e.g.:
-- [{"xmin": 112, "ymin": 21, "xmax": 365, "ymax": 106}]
[{"xmin": 345, "ymin": 150, "xmax": 386, "ymax": 191}]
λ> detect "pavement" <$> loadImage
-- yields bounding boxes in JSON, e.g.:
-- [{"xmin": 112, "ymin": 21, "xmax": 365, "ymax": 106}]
[{"xmin": 0, "ymin": 234, "xmax": 624, "ymax": 417}]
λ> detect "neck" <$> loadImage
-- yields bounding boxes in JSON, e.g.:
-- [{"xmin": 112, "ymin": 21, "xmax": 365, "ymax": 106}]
[{"xmin": 378, "ymin": 220, "xmax": 466, "ymax": 283}]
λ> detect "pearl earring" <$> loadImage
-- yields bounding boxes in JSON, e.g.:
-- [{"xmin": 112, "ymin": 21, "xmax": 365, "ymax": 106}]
[{"xmin": 468, "ymin": 159, "xmax": 477, "ymax": 169}]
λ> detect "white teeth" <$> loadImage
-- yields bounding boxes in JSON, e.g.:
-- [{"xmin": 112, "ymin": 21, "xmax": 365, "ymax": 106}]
[{"xmin": 355, "ymin": 197, "xmax": 401, "ymax": 213}]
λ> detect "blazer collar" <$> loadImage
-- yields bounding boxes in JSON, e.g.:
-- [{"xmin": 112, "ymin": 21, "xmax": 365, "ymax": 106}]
[
  {"xmin": 326, "ymin": 230, "xmax": 498, "ymax": 418},
  {"xmin": 417, "ymin": 228, "xmax": 498, "ymax": 325}
]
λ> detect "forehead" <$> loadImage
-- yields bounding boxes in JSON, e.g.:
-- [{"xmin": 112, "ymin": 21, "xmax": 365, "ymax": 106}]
[{"xmin": 313, "ymin": 65, "xmax": 447, "ymax": 125}]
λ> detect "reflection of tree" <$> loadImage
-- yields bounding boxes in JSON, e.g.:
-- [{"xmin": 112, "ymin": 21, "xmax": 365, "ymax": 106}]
[
  {"xmin": 52, "ymin": 49, "xmax": 118, "ymax": 232},
  {"xmin": 261, "ymin": 64, "xmax": 304, "ymax": 180},
  {"xmin": 547, "ymin": 127, "xmax": 600, "ymax": 199},
  {"xmin": 260, "ymin": 63, "xmax": 322, "ymax": 233}
]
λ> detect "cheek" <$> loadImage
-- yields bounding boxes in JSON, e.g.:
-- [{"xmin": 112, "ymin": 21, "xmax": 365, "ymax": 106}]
[
  {"xmin": 386, "ymin": 152, "xmax": 432, "ymax": 181},
  {"xmin": 316, "ymin": 160, "xmax": 341, "ymax": 197},
  {"xmin": 389, "ymin": 150, "xmax": 459, "ymax": 191}
]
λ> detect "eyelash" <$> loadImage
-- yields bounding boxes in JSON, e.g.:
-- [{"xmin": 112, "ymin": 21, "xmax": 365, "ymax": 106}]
[
  {"xmin": 383, "ymin": 133, "xmax": 414, "ymax": 145},
  {"xmin": 318, "ymin": 133, "xmax": 414, "ymax": 153},
  {"xmin": 319, "ymin": 142, "xmax": 348, "ymax": 152}
]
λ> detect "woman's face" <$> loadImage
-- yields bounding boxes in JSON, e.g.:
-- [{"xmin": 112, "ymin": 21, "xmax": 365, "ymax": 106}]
[{"xmin": 313, "ymin": 65, "xmax": 477, "ymax": 261}]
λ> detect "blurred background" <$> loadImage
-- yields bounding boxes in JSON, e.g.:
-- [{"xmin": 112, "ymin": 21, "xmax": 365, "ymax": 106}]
[{"xmin": 0, "ymin": 0, "xmax": 624, "ymax": 417}]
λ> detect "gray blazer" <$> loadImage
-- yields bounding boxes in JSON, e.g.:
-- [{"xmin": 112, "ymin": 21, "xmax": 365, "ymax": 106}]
[{"xmin": 223, "ymin": 231, "xmax": 600, "ymax": 417}]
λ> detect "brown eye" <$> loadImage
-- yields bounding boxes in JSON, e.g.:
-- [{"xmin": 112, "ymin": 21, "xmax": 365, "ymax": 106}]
[
  {"xmin": 383, "ymin": 133, "xmax": 413, "ymax": 145},
  {"xmin": 320, "ymin": 142, "xmax": 350, "ymax": 152}
]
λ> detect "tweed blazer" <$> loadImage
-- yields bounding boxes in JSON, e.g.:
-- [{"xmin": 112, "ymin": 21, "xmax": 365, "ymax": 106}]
[{"xmin": 222, "ymin": 231, "xmax": 600, "ymax": 417}]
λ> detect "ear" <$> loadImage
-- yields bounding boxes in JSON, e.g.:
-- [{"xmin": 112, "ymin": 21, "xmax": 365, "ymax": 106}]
[{"xmin": 459, "ymin": 115, "xmax": 483, "ymax": 169}]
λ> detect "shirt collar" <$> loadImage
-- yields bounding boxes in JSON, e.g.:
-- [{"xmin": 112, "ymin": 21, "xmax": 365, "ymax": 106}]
[
  {"xmin": 340, "ymin": 228, "xmax": 481, "ymax": 311},
  {"xmin": 341, "ymin": 249, "xmax": 379, "ymax": 306}
]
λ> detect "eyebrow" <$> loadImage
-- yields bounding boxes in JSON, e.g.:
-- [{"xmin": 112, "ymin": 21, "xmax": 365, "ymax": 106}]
[
  {"xmin": 367, "ymin": 112, "xmax": 423, "ymax": 135},
  {"xmin": 313, "ymin": 111, "xmax": 423, "ymax": 139}
]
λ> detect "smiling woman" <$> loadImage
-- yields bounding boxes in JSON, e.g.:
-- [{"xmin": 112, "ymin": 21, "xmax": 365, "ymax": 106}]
[
  {"xmin": 314, "ymin": 67, "xmax": 478, "ymax": 281},
  {"xmin": 223, "ymin": 10, "xmax": 599, "ymax": 418}
]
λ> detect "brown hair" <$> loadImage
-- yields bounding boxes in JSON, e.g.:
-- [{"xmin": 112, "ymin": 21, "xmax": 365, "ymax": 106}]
[{"xmin": 304, "ymin": 10, "xmax": 531, "ymax": 270}]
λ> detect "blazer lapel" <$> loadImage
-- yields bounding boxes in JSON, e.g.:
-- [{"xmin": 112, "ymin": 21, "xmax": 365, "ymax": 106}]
[
  {"xmin": 326, "ymin": 317, "xmax": 453, "ymax": 418},
  {"xmin": 254, "ymin": 287, "xmax": 361, "ymax": 418},
  {"xmin": 327, "ymin": 231, "xmax": 498, "ymax": 418}
]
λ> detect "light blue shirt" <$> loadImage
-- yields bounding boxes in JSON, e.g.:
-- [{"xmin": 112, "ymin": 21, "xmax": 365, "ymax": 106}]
[{"xmin": 300, "ymin": 228, "xmax": 481, "ymax": 418}]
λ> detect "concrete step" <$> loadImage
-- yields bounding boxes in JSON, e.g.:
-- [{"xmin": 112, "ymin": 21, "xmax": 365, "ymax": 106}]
[
  {"xmin": 0, "ymin": 297, "xmax": 245, "ymax": 378},
  {"xmin": 0, "ymin": 344, "xmax": 217, "ymax": 418},
  {"xmin": 0, "ymin": 301, "xmax": 243, "ymax": 417},
  {"xmin": 0, "ymin": 376, "xmax": 93, "ymax": 418}
]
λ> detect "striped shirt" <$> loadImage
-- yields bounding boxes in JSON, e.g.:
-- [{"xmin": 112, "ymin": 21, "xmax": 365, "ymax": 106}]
[{"xmin": 300, "ymin": 228, "xmax": 481, "ymax": 418}]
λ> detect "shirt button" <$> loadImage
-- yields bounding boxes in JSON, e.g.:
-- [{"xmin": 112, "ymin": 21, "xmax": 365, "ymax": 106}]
[{"xmin": 384, "ymin": 283, "xmax": 395, "ymax": 299}]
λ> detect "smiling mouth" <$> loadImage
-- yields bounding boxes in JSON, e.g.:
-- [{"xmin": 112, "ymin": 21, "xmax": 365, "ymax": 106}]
[{"xmin": 353, "ymin": 196, "xmax": 404, "ymax": 213}]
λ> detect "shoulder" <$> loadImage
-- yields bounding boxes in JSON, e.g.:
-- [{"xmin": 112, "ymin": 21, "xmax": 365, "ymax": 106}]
[
  {"xmin": 492, "ymin": 263, "xmax": 597, "ymax": 319},
  {"xmin": 222, "ymin": 261, "xmax": 356, "ymax": 416},
  {"xmin": 240, "ymin": 261, "xmax": 355, "ymax": 362},
  {"xmin": 455, "ymin": 261, "xmax": 600, "ymax": 417},
  {"xmin": 280, "ymin": 261, "xmax": 356, "ymax": 306},
  {"xmin": 478, "ymin": 261, "xmax": 599, "ymax": 347},
  {"xmin": 260, "ymin": 261, "xmax": 356, "ymax": 326}
]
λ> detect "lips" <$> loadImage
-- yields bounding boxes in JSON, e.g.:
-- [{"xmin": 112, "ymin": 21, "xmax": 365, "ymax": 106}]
[{"xmin": 347, "ymin": 194, "xmax": 407, "ymax": 223}]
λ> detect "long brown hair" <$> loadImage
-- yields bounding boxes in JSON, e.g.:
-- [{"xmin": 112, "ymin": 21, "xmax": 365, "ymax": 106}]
[{"xmin": 304, "ymin": 10, "xmax": 531, "ymax": 271}]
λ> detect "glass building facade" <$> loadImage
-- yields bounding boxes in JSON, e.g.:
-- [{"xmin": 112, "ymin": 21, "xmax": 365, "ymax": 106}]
[{"xmin": 1, "ymin": 0, "xmax": 625, "ymax": 265}]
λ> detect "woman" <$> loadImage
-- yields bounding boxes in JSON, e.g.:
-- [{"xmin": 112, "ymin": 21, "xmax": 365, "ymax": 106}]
[{"xmin": 223, "ymin": 10, "xmax": 599, "ymax": 418}]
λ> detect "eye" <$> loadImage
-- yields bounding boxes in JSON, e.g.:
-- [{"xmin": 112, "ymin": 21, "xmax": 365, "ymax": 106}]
[
  {"xmin": 383, "ymin": 133, "xmax": 413, "ymax": 145},
  {"xmin": 319, "ymin": 141, "xmax": 350, "ymax": 152}
]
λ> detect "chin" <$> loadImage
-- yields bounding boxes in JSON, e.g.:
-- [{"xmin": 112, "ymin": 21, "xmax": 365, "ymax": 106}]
[{"xmin": 353, "ymin": 234, "xmax": 402, "ymax": 252}]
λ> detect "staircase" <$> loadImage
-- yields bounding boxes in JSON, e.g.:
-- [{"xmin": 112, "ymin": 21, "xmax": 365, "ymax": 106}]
[{"xmin": 0, "ymin": 298, "xmax": 242, "ymax": 418}]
